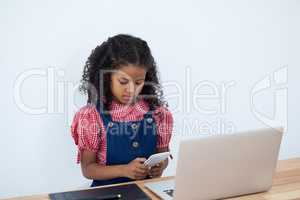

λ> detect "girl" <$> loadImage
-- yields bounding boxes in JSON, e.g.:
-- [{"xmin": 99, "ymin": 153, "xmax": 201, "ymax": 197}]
[{"xmin": 71, "ymin": 34, "xmax": 173, "ymax": 187}]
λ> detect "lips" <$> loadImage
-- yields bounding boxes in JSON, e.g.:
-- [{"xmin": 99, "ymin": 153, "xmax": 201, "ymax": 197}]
[{"xmin": 122, "ymin": 95, "xmax": 133, "ymax": 101}]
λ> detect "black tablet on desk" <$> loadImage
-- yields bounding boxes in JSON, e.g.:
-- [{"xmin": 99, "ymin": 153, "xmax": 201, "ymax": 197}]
[{"xmin": 49, "ymin": 183, "xmax": 151, "ymax": 200}]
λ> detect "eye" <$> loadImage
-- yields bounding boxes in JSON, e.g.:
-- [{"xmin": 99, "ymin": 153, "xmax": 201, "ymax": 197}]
[
  {"xmin": 119, "ymin": 78, "xmax": 129, "ymax": 85},
  {"xmin": 135, "ymin": 80, "xmax": 144, "ymax": 85},
  {"xmin": 135, "ymin": 81, "xmax": 144, "ymax": 85},
  {"xmin": 119, "ymin": 81, "xmax": 128, "ymax": 85}
]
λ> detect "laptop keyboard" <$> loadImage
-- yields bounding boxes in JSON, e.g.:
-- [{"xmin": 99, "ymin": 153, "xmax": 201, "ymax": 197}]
[{"xmin": 163, "ymin": 189, "xmax": 174, "ymax": 197}]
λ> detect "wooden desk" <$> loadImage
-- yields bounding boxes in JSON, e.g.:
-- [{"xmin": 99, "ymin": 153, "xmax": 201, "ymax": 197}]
[{"xmin": 7, "ymin": 158, "xmax": 300, "ymax": 200}]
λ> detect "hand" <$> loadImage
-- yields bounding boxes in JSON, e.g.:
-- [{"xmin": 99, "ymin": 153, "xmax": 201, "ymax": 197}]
[
  {"xmin": 124, "ymin": 158, "xmax": 149, "ymax": 180},
  {"xmin": 148, "ymin": 160, "xmax": 165, "ymax": 178}
]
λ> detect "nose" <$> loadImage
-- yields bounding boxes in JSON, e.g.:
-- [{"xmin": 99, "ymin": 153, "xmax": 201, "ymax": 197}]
[{"xmin": 125, "ymin": 81, "xmax": 135, "ymax": 95}]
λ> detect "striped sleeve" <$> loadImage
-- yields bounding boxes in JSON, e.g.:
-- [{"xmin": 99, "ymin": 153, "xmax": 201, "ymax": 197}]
[{"xmin": 153, "ymin": 106, "xmax": 173, "ymax": 149}]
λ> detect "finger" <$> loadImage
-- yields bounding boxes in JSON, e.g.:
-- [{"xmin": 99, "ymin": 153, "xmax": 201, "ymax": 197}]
[
  {"xmin": 137, "ymin": 164, "xmax": 150, "ymax": 173},
  {"xmin": 150, "ymin": 169, "xmax": 162, "ymax": 175},
  {"xmin": 150, "ymin": 165, "xmax": 160, "ymax": 170},
  {"xmin": 150, "ymin": 171, "xmax": 163, "ymax": 178},
  {"xmin": 138, "ymin": 164, "xmax": 149, "ymax": 170},
  {"xmin": 134, "ymin": 174, "xmax": 145, "ymax": 180},
  {"xmin": 136, "ymin": 168, "xmax": 148, "ymax": 175},
  {"xmin": 149, "ymin": 173, "xmax": 159, "ymax": 178},
  {"xmin": 150, "ymin": 165, "xmax": 163, "ymax": 171},
  {"xmin": 134, "ymin": 171, "xmax": 148, "ymax": 179},
  {"xmin": 136, "ymin": 165, "xmax": 149, "ymax": 171},
  {"xmin": 150, "ymin": 167, "xmax": 164, "ymax": 174},
  {"xmin": 150, "ymin": 167, "xmax": 161, "ymax": 171},
  {"xmin": 134, "ymin": 168, "xmax": 148, "ymax": 175},
  {"xmin": 156, "ymin": 161, "xmax": 164, "ymax": 167},
  {"xmin": 134, "ymin": 169, "xmax": 145, "ymax": 176},
  {"xmin": 135, "ymin": 157, "xmax": 146, "ymax": 163}
]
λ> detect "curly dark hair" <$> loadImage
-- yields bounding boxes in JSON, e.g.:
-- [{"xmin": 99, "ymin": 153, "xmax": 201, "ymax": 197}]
[{"xmin": 79, "ymin": 34, "xmax": 167, "ymax": 111}]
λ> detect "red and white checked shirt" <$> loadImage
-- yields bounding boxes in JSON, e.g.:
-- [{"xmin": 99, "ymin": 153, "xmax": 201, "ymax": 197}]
[{"xmin": 71, "ymin": 99, "xmax": 173, "ymax": 165}]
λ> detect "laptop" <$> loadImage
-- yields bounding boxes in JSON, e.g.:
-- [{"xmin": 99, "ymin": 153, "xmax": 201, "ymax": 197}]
[{"xmin": 145, "ymin": 127, "xmax": 283, "ymax": 200}]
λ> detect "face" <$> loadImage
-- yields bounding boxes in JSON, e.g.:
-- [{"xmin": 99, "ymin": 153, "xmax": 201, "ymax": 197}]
[{"xmin": 110, "ymin": 64, "xmax": 146, "ymax": 104}]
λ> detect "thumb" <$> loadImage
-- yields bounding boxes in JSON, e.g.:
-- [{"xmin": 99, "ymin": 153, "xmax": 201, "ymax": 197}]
[{"xmin": 135, "ymin": 157, "xmax": 146, "ymax": 163}]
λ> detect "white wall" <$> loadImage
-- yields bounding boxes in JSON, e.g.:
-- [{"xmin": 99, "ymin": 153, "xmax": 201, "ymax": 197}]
[{"xmin": 0, "ymin": 0, "xmax": 299, "ymax": 198}]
